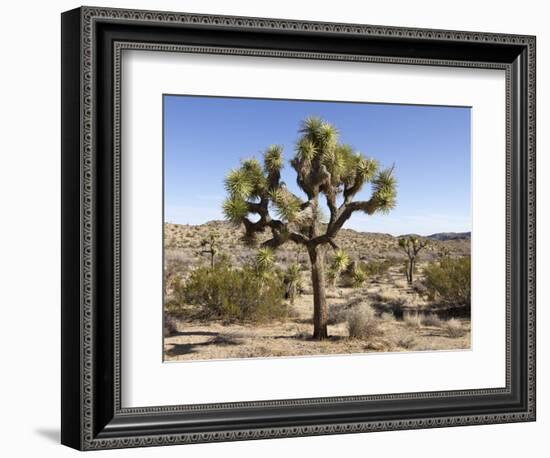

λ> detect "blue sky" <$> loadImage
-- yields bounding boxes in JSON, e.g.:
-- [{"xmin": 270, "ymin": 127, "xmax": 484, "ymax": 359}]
[{"xmin": 164, "ymin": 95, "xmax": 471, "ymax": 236}]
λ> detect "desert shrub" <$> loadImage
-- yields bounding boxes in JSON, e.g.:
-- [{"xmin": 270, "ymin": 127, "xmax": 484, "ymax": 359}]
[
  {"xmin": 327, "ymin": 303, "xmax": 349, "ymax": 325},
  {"xmin": 164, "ymin": 315, "xmax": 178, "ymax": 337},
  {"xmin": 164, "ymin": 277, "xmax": 188, "ymax": 315},
  {"xmin": 421, "ymin": 312, "xmax": 442, "ymax": 327},
  {"xmin": 403, "ymin": 312, "xmax": 421, "ymax": 328},
  {"xmin": 445, "ymin": 318, "xmax": 466, "ymax": 337},
  {"xmin": 346, "ymin": 305, "xmax": 382, "ymax": 339},
  {"xmin": 397, "ymin": 335, "xmax": 417, "ymax": 349},
  {"xmin": 362, "ymin": 259, "xmax": 394, "ymax": 278},
  {"xmin": 371, "ymin": 293, "xmax": 406, "ymax": 320},
  {"xmin": 423, "ymin": 256, "xmax": 471, "ymax": 309},
  {"xmin": 183, "ymin": 264, "xmax": 286, "ymax": 322},
  {"xmin": 287, "ymin": 306, "xmax": 301, "ymax": 319},
  {"xmin": 380, "ymin": 311, "xmax": 395, "ymax": 322},
  {"xmin": 411, "ymin": 281, "xmax": 428, "ymax": 296}
]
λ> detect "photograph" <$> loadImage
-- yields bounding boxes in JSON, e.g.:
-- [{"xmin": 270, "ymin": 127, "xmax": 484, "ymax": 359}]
[{"xmin": 163, "ymin": 95, "xmax": 472, "ymax": 361}]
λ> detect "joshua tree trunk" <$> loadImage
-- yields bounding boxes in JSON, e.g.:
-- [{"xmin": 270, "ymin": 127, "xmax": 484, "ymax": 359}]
[
  {"xmin": 407, "ymin": 258, "xmax": 414, "ymax": 284},
  {"xmin": 308, "ymin": 245, "xmax": 328, "ymax": 340},
  {"xmin": 399, "ymin": 236, "xmax": 428, "ymax": 285}
]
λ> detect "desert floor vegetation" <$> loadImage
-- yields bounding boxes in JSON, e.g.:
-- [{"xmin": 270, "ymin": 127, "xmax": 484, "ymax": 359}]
[{"xmin": 163, "ymin": 221, "xmax": 471, "ymax": 361}]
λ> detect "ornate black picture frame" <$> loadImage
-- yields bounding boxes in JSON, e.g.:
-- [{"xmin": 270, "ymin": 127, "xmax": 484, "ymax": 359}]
[{"xmin": 61, "ymin": 6, "xmax": 536, "ymax": 450}]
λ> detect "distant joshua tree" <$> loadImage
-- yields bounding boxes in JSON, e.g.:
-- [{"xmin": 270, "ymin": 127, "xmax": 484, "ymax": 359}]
[
  {"xmin": 199, "ymin": 231, "xmax": 220, "ymax": 269},
  {"xmin": 398, "ymin": 236, "xmax": 429, "ymax": 284},
  {"xmin": 222, "ymin": 117, "xmax": 397, "ymax": 339},
  {"xmin": 327, "ymin": 249, "xmax": 350, "ymax": 287},
  {"xmin": 284, "ymin": 263, "xmax": 303, "ymax": 305}
]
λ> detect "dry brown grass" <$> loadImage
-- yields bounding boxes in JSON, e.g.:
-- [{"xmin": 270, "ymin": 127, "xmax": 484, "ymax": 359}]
[
  {"xmin": 346, "ymin": 304, "xmax": 382, "ymax": 340},
  {"xmin": 445, "ymin": 318, "xmax": 467, "ymax": 337}
]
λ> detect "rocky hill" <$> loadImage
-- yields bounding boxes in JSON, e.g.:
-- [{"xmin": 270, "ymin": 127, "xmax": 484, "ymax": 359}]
[{"xmin": 164, "ymin": 221, "xmax": 470, "ymax": 273}]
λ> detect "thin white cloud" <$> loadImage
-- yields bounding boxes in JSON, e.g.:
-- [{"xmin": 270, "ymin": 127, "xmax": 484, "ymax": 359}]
[{"xmin": 165, "ymin": 205, "xmax": 223, "ymax": 225}]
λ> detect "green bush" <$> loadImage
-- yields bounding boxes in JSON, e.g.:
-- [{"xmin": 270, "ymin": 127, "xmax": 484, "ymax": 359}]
[
  {"xmin": 182, "ymin": 264, "xmax": 287, "ymax": 322},
  {"xmin": 422, "ymin": 256, "xmax": 471, "ymax": 309},
  {"xmin": 361, "ymin": 259, "xmax": 394, "ymax": 278}
]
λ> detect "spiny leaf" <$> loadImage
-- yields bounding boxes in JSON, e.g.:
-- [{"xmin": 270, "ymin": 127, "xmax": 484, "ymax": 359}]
[
  {"xmin": 241, "ymin": 158, "xmax": 263, "ymax": 182},
  {"xmin": 267, "ymin": 187, "xmax": 303, "ymax": 222},
  {"xmin": 299, "ymin": 116, "xmax": 324, "ymax": 139},
  {"xmin": 321, "ymin": 146, "xmax": 346, "ymax": 183},
  {"xmin": 267, "ymin": 187, "xmax": 283, "ymax": 205},
  {"xmin": 276, "ymin": 199, "xmax": 302, "ymax": 223},
  {"xmin": 224, "ymin": 168, "xmax": 253, "ymax": 199},
  {"xmin": 285, "ymin": 263, "xmax": 302, "ymax": 281},
  {"xmin": 222, "ymin": 197, "xmax": 248, "ymax": 224},
  {"xmin": 264, "ymin": 145, "xmax": 284, "ymax": 173},
  {"xmin": 331, "ymin": 250, "xmax": 350, "ymax": 272},
  {"xmin": 352, "ymin": 265, "xmax": 367, "ymax": 287},
  {"xmin": 295, "ymin": 138, "xmax": 316, "ymax": 166},
  {"xmin": 255, "ymin": 247, "xmax": 275, "ymax": 273},
  {"xmin": 317, "ymin": 122, "xmax": 339, "ymax": 150},
  {"xmin": 356, "ymin": 156, "xmax": 378, "ymax": 183},
  {"xmin": 371, "ymin": 167, "xmax": 397, "ymax": 213},
  {"xmin": 240, "ymin": 158, "xmax": 267, "ymax": 197}
]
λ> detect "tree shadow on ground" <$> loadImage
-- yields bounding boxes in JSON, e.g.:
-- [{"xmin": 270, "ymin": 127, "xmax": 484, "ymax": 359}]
[
  {"xmin": 170, "ymin": 330, "xmax": 219, "ymax": 337},
  {"xmin": 293, "ymin": 318, "xmax": 313, "ymax": 324},
  {"xmin": 165, "ymin": 333, "xmax": 243, "ymax": 357},
  {"xmin": 270, "ymin": 334, "xmax": 347, "ymax": 342}
]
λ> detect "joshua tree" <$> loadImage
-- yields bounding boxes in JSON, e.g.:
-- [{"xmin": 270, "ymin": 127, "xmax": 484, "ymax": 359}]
[
  {"xmin": 351, "ymin": 263, "xmax": 368, "ymax": 288},
  {"xmin": 223, "ymin": 117, "xmax": 397, "ymax": 339},
  {"xmin": 284, "ymin": 263, "xmax": 303, "ymax": 305},
  {"xmin": 327, "ymin": 249, "xmax": 350, "ymax": 286},
  {"xmin": 199, "ymin": 231, "xmax": 221, "ymax": 269},
  {"xmin": 398, "ymin": 236, "xmax": 429, "ymax": 284}
]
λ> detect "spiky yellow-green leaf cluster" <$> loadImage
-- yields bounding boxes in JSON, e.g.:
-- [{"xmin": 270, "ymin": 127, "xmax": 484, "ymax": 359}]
[
  {"xmin": 268, "ymin": 187, "xmax": 302, "ymax": 223},
  {"xmin": 291, "ymin": 116, "xmax": 383, "ymax": 201},
  {"xmin": 370, "ymin": 168, "xmax": 397, "ymax": 213},
  {"xmin": 240, "ymin": 158, "xmax": 267, "ymax": 198},
  {"xmin": 222, "ymin": 196, "xmax": 249, "ymax": 224},
  {"xmin": 264, "ymin": 145, "xmax": 284, "ymax": 174},
  {"xmin": 255, "ymin": 247, "xmax": 275, "ymax": 274},
  {"xmin": 332, "ymin": 249, "xmax": 350, "ymax": 272},
  {"xmin": 221, "ymin": 116, "xmax": 397, "ymax": 253},
  {"xmin": 224, "ymin": 168, "xmax": 253, "ymax": 199},
  {"xmin": 327, "ymin": 249, "xmax": 351, "ymax": 286}
]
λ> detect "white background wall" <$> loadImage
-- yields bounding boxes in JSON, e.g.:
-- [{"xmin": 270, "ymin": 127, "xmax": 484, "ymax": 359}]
[{"xmin": 0, "ymin": 0, "xmax": 546, "ymax": 456}]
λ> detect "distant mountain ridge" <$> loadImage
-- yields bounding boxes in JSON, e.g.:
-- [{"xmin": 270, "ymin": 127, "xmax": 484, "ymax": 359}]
[
  {"xmin": 426, "ymin": 232, "xmax": 471, "ymax": 241},
  {"xmin": 168, "ymin": 220, "xmax": 470, "ymax": 241},
  {"xmin": 398, "ymin": 231, "xmax": 471, "ymax": 241},
  {"xmin": 165, "ymin": 221, "xmax": 470, "ymax": 264}
]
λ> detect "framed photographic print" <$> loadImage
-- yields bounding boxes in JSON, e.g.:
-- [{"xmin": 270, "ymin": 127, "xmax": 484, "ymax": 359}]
[{"xmin": 61, "ymin": 6, "xmax": 536, "ymax": 450}]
